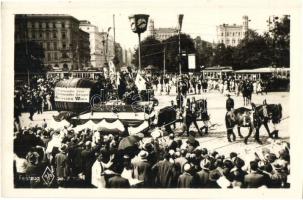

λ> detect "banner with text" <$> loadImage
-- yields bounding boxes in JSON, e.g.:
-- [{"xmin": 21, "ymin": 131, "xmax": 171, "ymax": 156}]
[
  {"xmin": 55, "ymin": 87, "xmax": 91, "ymax": 103},
  {"xmin": 188, "ymin": 54, "xmax": 196, "ymax": 69}
]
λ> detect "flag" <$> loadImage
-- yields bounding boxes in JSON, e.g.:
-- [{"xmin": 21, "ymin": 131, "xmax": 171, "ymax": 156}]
[
  {"xmin": 177, "ymin": 14, "xmax": 184, "ymax": 31},
  {"xmin": 109, "ymin": 60, "xmax": 116, "ymax": 74},
  {"xmin": 135, "ymin": 73, "xmax": 146, "ymax": 91}
]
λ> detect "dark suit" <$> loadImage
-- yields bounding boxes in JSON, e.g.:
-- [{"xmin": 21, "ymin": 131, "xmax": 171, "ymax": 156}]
[
  {"xmin": 226, "ymin": 98, "xmax": 234, "ymax": 111},
  {"xmin": 152, "ymin": 160, "xmax": 178, "ymax": 188},
  {"xmin": 244, "ymin": 171, "xmax": 267, "ymax": 188},
  {"xmin": 132, "ymin": 159, "xmax": 153, "ymax": 187},
  {"xmin": 107, "ymin": 174, "xmax": 130, "ymax": 188},
  {"xmin": 55, "ymin": 152, "xmax": 68, "ymax": 178},
  {"xmin": 196, "ymin": 169, "xmax": 210, "ymax": 188},
  {"xmin": 177, "ymin": 172, "xmax": 198, "ymax": 188}
]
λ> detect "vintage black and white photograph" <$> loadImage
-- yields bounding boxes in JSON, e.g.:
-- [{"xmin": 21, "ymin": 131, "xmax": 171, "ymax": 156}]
[{"xmin": 2, "ymin": 0, "xmax": 302, "ymax": 197}]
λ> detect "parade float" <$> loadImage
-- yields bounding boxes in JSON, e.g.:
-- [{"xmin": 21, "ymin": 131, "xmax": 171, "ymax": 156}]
[{"xmin": 53, "ymin": 76, "xmax": 156, "ymax": 135}]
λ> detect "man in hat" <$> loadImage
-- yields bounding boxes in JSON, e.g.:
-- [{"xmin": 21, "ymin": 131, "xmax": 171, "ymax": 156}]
[
  {"xmin": 226, "ymin": 93, "xmax": 234, "ymax": 112},
  {"xmin": 244, "ymin": 161, "xmax": 267, "ymax": 188},
  {"xmin": 196, "ymin": 159, "xmax": 211, "ymax": 188},
  {"xmin": 186, "ymin": 135, "xmax": 200, "ymax": 153},
  {"xmin": 205, "ymin": 169, "xmax": 221, "ymax": 188},
  {"xmin": 174, "ymin": 149, "xmax": 188, "ymax": 173},
  {"xmin": 131, "ymin": 150, "xmax": 153, "ymax": 187},
  {"xmin": 81, "ymin": 141, "xmax": 96, "ymax": 186},
  {"xmin": 55, "ymin": 144, "xmax": 69, "ymax": 187},
  {"xmin": 107, "ymin": 164, "xmax": 130, "ymax": 188},
  {"xmin": 177, "ymin": 163, "xmax": 198, "ymax": 188},
  {"xmin": 152, "ymin": 152, "xmax": 178, "ymax": 188}
]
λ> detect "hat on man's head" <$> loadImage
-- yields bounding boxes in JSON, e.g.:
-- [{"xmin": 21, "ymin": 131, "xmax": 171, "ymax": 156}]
[
  {"xmin": 138, "ymin": 150, "xmax": 149, "ymax": 160},
  {"xmin": 183, "ymin": 163, "xmax": 191, "ymax": 172},
  {"xmin": 85, "ymin": 141, "xmax": 92, "ymax": 147},
  {"xmin": 60, "ymin": 144, "xmax": 68, "ymax": 153},
  {"xmin": 234, "ymin": 157, "xmax": 245, "ymax": 168},
  {"xmin": 209, "ymin": 169, "xmax": 221, "ymax": 181},
  {"xmin": 200, "ymin": 159, "xmax": 211, "ymax": 170}
]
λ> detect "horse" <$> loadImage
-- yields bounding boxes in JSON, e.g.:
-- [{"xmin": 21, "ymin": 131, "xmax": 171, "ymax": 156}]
[
  {"xmin": 225, "ymin": 107, "xmax": 254, "ymax": 143},
  {"xmin": 156, "ymin": 106, "xmax": 177, "ymax": 133},
  {"xmin": 225, "ymin": 103, "xmax": 283, "ymax": 144},
  {"xmin": 245, "ymin": 103, "xmax": 283, "ymax": 144}
]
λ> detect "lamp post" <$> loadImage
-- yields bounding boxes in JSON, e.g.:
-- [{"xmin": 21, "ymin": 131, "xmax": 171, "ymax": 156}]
[
  {"xmin": 177, "ymin": 14, "xmax": 184, "ymax": 76},
  {"xmin": 129, "ymin": 14, "xmax": 149, "ymax": 72}
]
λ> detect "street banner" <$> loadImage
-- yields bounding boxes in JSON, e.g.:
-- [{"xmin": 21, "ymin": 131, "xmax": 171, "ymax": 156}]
[
  {"xmin": 188, "ymin": 54, "xmax": 196, "ymax": 69},
  {"xmin": 135, "ymin": 73, "xmax": 146, "ymax": 90},
  {"xmin": 55, "ymin": 87, "xmax": 91, "ymax": 103}
]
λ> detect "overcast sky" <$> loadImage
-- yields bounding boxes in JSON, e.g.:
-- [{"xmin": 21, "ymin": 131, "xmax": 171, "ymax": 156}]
[{"xmin": 5, "ymin": 0, "xmax": 299, "ymax": 50}]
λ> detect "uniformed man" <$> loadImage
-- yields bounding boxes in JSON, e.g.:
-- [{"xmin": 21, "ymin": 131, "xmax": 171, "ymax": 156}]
[{"xmin": 226, "ymin": 94, "xmax": 234, "ymax": 112}]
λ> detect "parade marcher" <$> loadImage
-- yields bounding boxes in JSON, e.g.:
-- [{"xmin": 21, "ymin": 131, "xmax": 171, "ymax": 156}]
[
  {"xmin": 226, "ymin": 94, "xmax": 234, "ymax": 112},
  {"xmin": 200, "ymin": 98, "xmax": 210, "ymax": 135},
  {"xmin": 184, "ymin": 106, "xmax": 203, "ymax": 137}
]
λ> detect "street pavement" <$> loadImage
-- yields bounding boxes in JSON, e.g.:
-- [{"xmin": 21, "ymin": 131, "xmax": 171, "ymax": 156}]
[{"xmin": 19, "ymin": 89, "xmax": 289, "ymax": 159}]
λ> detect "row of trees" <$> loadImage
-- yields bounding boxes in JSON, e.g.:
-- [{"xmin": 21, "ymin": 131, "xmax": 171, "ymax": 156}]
[{"xmin": 132, "ymin": 15, "xmax": 290, "ymax": 72}]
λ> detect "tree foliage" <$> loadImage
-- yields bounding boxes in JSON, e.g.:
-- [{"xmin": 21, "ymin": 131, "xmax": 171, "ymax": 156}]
[
  {"xmin": 132, "ymin": 36, "xmax": 163, "ymax": 69},
  {"xmin": 15, "ymin": 41, "xmax": 45, "ymax": 75},
  {"xmin": 131, "ymin": 16, "xmax": 289, "ymax": 72}
]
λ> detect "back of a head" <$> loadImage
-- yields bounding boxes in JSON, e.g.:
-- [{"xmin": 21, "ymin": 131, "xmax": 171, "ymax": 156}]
[{"xmin": 250, "ymin": 161, "xmax": 259, "ymax": 171}]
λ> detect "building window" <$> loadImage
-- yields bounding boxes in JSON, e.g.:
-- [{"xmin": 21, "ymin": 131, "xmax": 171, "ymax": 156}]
[
  {"xmin": 39, "ymin": 22, "xmax": 42, "ymax": 28},
  {"xmin": 62, "ymin": 22, "xmax": 65, "ymax": 28},
  {"xmin": 39, "ymin": 32, "xmax": 43, "ymax": 39},
  {"xmin": 226, "ymin": 32, "xmax": 229, "ymax": 36},
  {"xmin": 221, "ymin": 33, "xmax": 224, "ymax": 36},
  {"xmin": 46, "ymin": 32, "xmax": 49, "ymax": 39},
  {"xmin": 233, "ymin": 32, "xmax": 235, "ymax": 36},
  {"xmin": 54, "ymin": 52, "xmax": 58, "ymax": 60},
  {"xmin": 232, "ymin": 39, "xmax": 235, "ymax": 44},
  {"xmin": 47, "ymin": 42, "xmax": 50, "ymax": 50},
  {"xmin": 62, "ymin": 42, "xmax": 66, "ymax": 49},
  {"xmin": 62, "ymin": 32, "xmax": 66, "ymax": 39},
  {"xmin": 48, "ymin": 53, "xmax": 51, "ymax": 61},
  {"xmin": 53, "ymin": 42, "xmax": 57, "ymax": 50},
  {"xmin": 53, "ymin": 32, "xmax": 57, "ymax": 39},
  {"xmin": 53, "ymin": 22, "xmax": 56, "ymax": 28}
]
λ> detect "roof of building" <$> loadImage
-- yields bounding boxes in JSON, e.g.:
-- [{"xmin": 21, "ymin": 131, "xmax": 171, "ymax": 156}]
[
  {"xmin": 15, "ymin": 14, "xmax": 80, "ymax": 23},
  {"xmin": 203, "ymin": 66, "xmax": 233, "ymax": 71},
  {"xmin": 235, "ymin": 67, "xmax": 273, "ymax": 73},
  {"xmin": 155, "ymin": 28, "xmax": 178, "ymax": 33}
]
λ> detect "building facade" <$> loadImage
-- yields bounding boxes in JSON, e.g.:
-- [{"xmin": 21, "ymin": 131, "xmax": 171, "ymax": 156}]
[
  {"xmin": 148, "ymin": 19, "xmax": 178, "ymax": 41},
  {"xmin": 79, "ymin": 20, "xmax": 103, "ymax": 68},
  {"xmin": 216, "ymin": 15, "xmax": 249, "ymax": 47},
  {"xmin": 99, "ymin": 32, "xmax": 115, "ymax": 67},
  {"xmin": 15, "ymin": 14, "xmax": 90, "ymax": 71}
]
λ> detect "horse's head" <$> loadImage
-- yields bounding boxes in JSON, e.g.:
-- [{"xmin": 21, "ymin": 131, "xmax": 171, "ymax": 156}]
[{"xmin": 271, "ymin": 104, "xmax": 283, "ymax": 124}]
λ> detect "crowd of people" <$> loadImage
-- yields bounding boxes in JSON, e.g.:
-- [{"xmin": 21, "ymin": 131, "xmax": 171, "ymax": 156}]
[
  {"xmin": 14, "ymin": 122, "xmax": 290, "ymax": 188},
  {"xmin": 13, "ymin": 71, "xmax": 289, "ymax": 189}
]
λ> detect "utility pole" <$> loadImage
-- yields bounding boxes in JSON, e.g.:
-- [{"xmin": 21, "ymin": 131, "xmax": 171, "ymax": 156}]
[{"xmin": 163, "ymin": 46, "xmax": 166, "ymax": 87}]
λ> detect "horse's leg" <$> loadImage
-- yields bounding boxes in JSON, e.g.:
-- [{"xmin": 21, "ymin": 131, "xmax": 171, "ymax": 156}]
[
  {"xmin": 237, "ymin": 126, "xmax": 244, "ymax": 138},
  {"xmin": 244, "ymin": 125, "xmax": 252, "ymax": 144},
  {"xmin": 254, "ymin": 126, "xmax": 262, "ymax": 144},
  {"xmin": 227, "ymin": 128, "xmax": 232, "ymax": 142},
  {"xmin": 263, "ymin": 122, "xmax": 272, "ymax": 138}
]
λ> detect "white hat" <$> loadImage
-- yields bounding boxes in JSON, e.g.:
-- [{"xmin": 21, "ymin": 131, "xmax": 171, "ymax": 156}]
[
  {"xmin": 138, "ymin": 150, "xmax": 149, "ymax": 160},
  {"xmin": 183, "ymin": 163, "xmax": 191, "ymax": 172}
]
